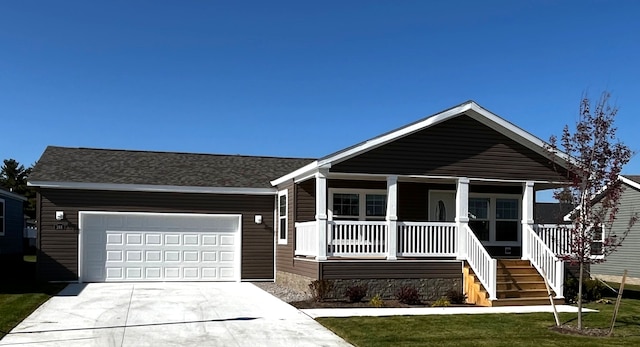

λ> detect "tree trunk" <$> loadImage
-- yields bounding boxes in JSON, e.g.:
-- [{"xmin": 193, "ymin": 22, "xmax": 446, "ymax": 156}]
[{"xmin": 578, "ymin": 262, "xmax": 584, "ymax": 330}]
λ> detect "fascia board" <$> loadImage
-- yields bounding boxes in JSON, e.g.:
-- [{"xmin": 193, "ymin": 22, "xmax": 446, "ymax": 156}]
[
  {"xmin": 317, "ymin": 102, "xmax": 474, "ymax": 167},
  {"xmin": 620, "ymin": 176, "xmax": 640, "ymax": 191},
  {"xmin": 270, "ymin": 161, "xmax": 319, "ymax": 186},
  {"xmin": 466, "ymin": 103, "xmax": 572, "ymax": 168},
  {"xmin": 27, "ymin": 181, "xmax": 277, "ymax": 195},
  {"xmin": 0, "ymin": 190, "xmax": 28, "ymax": 201}
]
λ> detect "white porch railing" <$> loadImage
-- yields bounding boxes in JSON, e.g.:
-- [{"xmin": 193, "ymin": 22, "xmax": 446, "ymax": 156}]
[
  {"xmin": 525, "ymin": 225, "xmax": 564, "ymax": 298},
  {"xmin": 460, "ymin": 224, "xmax": 497, "ymax": 300},
  {"xmin": 534, "ymin": 224, "xmax": 573, "ymax": 255},
  {"xmin": 397, "ymin": 222, "xmax": 457, "ymax": 257},
  {"xmin": 295, "ymin": 221, "xmax": 318, "ymax": 256},
  {"xmin": 328, "ymin": 221, "xmax": 387, "ymax": 257}
]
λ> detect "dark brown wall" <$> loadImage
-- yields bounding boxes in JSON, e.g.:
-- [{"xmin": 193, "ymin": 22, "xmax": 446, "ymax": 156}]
[
  {"xmin": 320, "ymin": 260, "xmax": 462, "ymax": 279},
  {"xmin": 295, "ymin": 179, "xmax": 315, "ymax": 222},
  {"xmin": 275, "ymin": 181, "xmax": 299, "ymax": 275},
  {"xmin": 37, "ymin": 188, "xmax": 276, "ymax": 281},
  {"xmin": 332, "ymin": 115, "xmax": 568, "ymax": 181}
]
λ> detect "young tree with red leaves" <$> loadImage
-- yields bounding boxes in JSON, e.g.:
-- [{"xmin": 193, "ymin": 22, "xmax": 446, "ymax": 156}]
[{"xmin": 547, "ymin": 91, "xmax": 635, "ymax": 330}]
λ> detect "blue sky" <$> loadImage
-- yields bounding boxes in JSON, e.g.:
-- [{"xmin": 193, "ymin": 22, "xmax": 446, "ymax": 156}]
[{"xmin": 1, "ymin": 1, "xmax": 638, "ymax": 201}]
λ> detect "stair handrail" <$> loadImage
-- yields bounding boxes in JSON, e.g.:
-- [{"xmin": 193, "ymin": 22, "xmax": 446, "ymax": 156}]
[
  {"xmin": 461, "ymin": 224, "xmax": 497, "ymax": 300},
  {"xmin": 524, "ymin": 224, "xmax": 564, "ymax": 298}
]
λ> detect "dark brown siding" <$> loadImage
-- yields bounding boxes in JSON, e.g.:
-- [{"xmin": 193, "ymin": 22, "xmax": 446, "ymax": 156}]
[
  {"xmin": 295, "ymin": 179, "xmax": 315, "ymax": 222},
  {"xmin": 292, "ymin": 258, "xmax": 320, "ymax": 279},
  {"xmin": 37, "ymin": 188, "xmax": 275, "ymax": 281},
  {"xmin": 332, "ymin": 115, "xmax": 568, "ymax": 182},
  {"xmin": 320, "ymin": 260, "xmax": 462, "ymax": 279},
  {"xmin": 398, "ymin": 182, "xmax": 429, "ymax": 221},
  {"xmin": 275, "ymin": 181, "xmax": 300, "ymax": 276}
]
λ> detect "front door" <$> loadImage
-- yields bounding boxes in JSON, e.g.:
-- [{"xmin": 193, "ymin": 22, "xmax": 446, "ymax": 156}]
[{"xmin": 429, "ymin": 191, "xmax": 455, "ymax": 222}]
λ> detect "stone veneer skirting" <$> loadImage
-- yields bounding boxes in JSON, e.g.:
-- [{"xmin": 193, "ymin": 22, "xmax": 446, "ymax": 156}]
[{"xmin": 277, "ymin": 270, "xmax": 461, "ymax": 301}]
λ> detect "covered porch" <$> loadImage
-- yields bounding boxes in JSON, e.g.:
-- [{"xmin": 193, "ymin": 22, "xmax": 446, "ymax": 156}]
[{"xmin": 292, "ymin": 172, "xmax": 568, "ymax": 304}]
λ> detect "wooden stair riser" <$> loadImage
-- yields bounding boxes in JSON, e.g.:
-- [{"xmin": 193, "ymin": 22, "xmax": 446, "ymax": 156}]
[
  {"xmin": 490, "ymin": 298, "xmax": 564, "ymax": 307},
  {"xmin": 497, "ymin": 260, "xmax": 531, "ymax": 267},
  {"xmin": 497, "ymin": 290, "xmax": 551, "ymax": 299},
  {"xmin": 496, "ymin": 282, "xmax": 547, "ymax": 291},
  {"xmin": 497, "ymin": 274, "xmax": 544, "ymax": 282},
  {"xmin": 497, "ymin": 267, "xmax": 539, "ymax": 275}
]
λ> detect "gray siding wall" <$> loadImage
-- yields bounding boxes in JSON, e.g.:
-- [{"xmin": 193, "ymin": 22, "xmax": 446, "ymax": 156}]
[
  {"xmin": 591, "ymin": 185, "xmax": 640, "ymax": 280},
  {"xmin": 332, "ymin": 115, "xmax": 568, "ymax": 182},
  {"xmin": 37, "ymin": 188, "xmax": 276, "ymax": 281},
  {"xmin": 0, "ymin": 196, "xmax": 24, "ymax": 256}
]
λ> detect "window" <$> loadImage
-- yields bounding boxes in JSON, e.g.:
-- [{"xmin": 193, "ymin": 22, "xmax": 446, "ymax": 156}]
[
  {"xmin": 468, "ymin": 195, "xmax": 521, "ymax": 244},
  {"xmin": 496, "ymin": 199, "xmax": 519, "ymax": 241},
  {"xmin": 0, "ymin": 199, "xmax": 4, "ymax": 236},
  {"xmin": 590, "ymin": 225, "xmax": 605, "ymax": 257},
  {"xmin": 469, "ymin": 198, "xmax": 490, "ymax": 241},
  {"xmin": 333, "ymin": 193, "xmax": 359, "ymax": 218},
  {"xmin": 330, "ymin": 189, "xmax": 386, "ymax": 220},
  {"xmin": 278, "ymin": 190, "xmax": 287, "ymax": 244}
]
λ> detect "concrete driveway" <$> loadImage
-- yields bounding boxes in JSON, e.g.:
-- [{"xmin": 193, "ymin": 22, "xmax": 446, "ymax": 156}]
[{"xmin": 0, "ymin": 282, "xmax": 351, "ymax": 347}]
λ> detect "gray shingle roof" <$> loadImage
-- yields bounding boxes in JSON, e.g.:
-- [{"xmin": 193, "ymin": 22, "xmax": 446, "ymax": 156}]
[{"xmin": 29, "ymin": 146, "xmax": 315, "ymax": 189}]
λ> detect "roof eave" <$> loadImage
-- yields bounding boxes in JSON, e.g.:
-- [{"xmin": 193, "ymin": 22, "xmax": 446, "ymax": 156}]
[
  {"xmin": 313, "ymin": 101, "xmax": 571, "ymax": 170},
  {"xmin": 270, "ymin": 161, "xmax": 320, "ymax": 186},
  {"xmin": 27, "ymin": 181, "xmax": 277, "ymax": 195},
  {"xmin": 0, "ymin": 190, "xmax": 28, "ymax": 201}
]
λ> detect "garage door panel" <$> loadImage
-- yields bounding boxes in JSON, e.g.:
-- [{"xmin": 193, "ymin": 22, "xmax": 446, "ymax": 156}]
[{"xmin": 81, "ymin": 212, "xmax": 240, "ymax": 282}]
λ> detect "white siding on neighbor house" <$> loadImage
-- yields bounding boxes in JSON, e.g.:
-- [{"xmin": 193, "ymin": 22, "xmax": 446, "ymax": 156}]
[{"xmin": 591, "ymin": 184, "xmax": 640, "ymax": 281}]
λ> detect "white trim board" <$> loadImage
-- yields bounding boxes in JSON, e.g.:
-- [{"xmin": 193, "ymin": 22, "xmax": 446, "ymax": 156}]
[
  {"xmin": 29, "ymin": 181, "xmax": 276, "ymax": 195},
  {"xmin": 270, "ymin": 101, "xmax": 571, "ymax": 185}
]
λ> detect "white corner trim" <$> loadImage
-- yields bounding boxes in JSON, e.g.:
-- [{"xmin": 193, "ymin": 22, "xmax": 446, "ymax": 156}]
[{"xmin": 28, "ymin": 181, "xmax": 277, "ymax": 195}]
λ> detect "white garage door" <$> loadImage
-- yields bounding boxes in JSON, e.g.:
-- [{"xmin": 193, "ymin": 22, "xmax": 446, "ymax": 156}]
[{"xmin": 80, "ymin": 212, "xmax": 241, "ymax": 282}]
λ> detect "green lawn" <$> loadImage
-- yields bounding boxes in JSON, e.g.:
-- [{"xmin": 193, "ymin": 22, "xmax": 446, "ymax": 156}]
[
  {"xmin": 318, "ymin": 290, "xmax": 640, "ymax": 347},
  {"xmin": 0, "ymin": 256, "xmax": 65, "ymax": 340}
]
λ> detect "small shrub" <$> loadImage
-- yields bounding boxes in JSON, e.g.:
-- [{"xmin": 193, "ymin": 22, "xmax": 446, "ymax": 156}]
[
  {"xmin": 445, "ymin": 289, "xmax": 467, "ymax": 304},
  {"xmin": 432, "ymin": 297, "xmax": 451, "ymax": 307},
  {"xmin": 345, "ymin": 285, "xmax": 367, "ymax": 303},
  {"xmin": 369, "ymin": 294, "xmax": 385, "ymax": 308},
  {"xmin": 309, "ymin": 279, "xmax": 334, "ymax": 302},
  {"xmin": 564, "ymin": 277, "xmax": 607, "ymax": 303},
  {"xmin": 395, "ymin": 286, "xmax": 420, "ymax": 305}
]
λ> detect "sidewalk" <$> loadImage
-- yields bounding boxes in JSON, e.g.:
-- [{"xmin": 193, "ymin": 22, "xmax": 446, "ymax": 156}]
[{"xmin": 301, "ymin": 305, "xmax": 596, "ymax": 318}]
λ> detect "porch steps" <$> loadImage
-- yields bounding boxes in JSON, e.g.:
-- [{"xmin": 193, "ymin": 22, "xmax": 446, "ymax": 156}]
[{"xmin": 464, "ymin": 260, "xmax": 564, "ymax": 307}]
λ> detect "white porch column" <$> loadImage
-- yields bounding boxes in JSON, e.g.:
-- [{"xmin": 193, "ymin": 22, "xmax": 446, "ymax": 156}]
[
  {"xmin": 521, "ymin": 181, "xmax": 535, "ymax": 260},
  {"xmin": 315, "ymin": 169, "xmax": 329, "ymax": 260},
  {"xmin": 456, "ymin": 177, "xmax": 469, "ymax": 260},
  {"xmin": 386, "ymin": 176, "xmax": 398, "ymax": 260}
]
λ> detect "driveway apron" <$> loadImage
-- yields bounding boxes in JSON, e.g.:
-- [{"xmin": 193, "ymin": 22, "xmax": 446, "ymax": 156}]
[{"xmin": 0, "ymin": 282, "xmax": 351, "ymax": 347}]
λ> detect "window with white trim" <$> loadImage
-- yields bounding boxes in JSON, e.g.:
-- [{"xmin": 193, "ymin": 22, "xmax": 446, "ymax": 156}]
[
  {"xmin": 468, "ymin": 195, "xmax": 521, "ymax": 244},
  {"xmin": 330, "ymin": 189, "xmax": 387, "ymax": 221},
  {"xmin": 277, "ymin": 190, "xmax": 288, "ymax": 244},
  {"xmin": 0, "ymin": 199, "xmax": 4, "ymax": 236},
  {"xmin": 590, "ymin": 225, "xmax": 606, "ymax": 257}
]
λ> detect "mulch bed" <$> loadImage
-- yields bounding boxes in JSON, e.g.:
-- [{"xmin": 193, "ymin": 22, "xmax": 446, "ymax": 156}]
[
  {"xmin": 550, "ymin": 324, "xmax": 611, "ymax": 337},
  {"xmin": 290, "ymin": 299, "xmax": 473, "ymax": 309}
]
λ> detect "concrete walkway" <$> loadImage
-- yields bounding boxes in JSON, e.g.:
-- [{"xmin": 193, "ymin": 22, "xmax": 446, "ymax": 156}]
[
  {"xmin": 302, "ymin": 304, "xmax": 597, "ymax": 318},
  {"xmin": 0, "ymin": 283, "xmax": 351, "ymax": 347}
]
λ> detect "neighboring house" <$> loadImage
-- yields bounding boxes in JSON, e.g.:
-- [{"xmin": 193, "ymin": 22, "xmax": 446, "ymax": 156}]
[
  {"xmin": 591, "ymin": 175, "xmax": 640, "ymax": 284},
  {"xmin": 28, "ymin": 101, "xmax": 573, "ymax": 306},
  {"xmin": 0, "ymin": 189, "xmax": 27, "ymax": 257}
]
